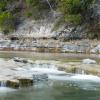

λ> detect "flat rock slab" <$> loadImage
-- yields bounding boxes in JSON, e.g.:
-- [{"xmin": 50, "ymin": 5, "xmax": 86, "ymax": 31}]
[
  {"xmin": 0, "ymin": 57, "xmax": 99, "ymax": 89},
  {"xmin": 0, "ymin": 39, "xmax": 100, "ymax": 54}
]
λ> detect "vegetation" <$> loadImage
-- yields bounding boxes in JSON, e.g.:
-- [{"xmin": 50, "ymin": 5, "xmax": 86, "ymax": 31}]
[
  {"xmin": 0, "ymin": 12, "xmax": 15, "ymax": 34},
  {"xmin": 0, "ymin": 0, "xmax": 96, "ymax": 35},
  {"xmin": 57, "ymin": 0, "xmax": 95, "ymax": 24},
  {"xmin": 0, "ymin": 0, "xmax": 16, "ymax": 34}
]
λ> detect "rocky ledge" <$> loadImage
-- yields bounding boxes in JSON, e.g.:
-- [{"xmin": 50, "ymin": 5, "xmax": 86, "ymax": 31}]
[
  {"xmin": 0, "ymin": 57, "xmax": 100, "ymax": 89},
  {"xmin": 0, "ymin": 38, "xmax": 100, "ymax": 54}
]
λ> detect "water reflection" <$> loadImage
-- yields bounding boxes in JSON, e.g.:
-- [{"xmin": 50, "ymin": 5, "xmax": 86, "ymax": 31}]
[{"xmin": 0, "ymin": 80, "xmax": 100, "ymax": 100}]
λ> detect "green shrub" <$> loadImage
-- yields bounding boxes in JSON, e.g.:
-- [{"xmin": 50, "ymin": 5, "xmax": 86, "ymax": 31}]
[
  {"xmin": 0, "ymin": 0, "xmax": 96, "ymax": 34},
  {"xmin": 64, "ymin": 14, "xmax": 82, "ymax": 25},
  {"xmin": 0, "ymin": 1, "xmax": 6, "ymax": 11},
  {"xmin": 25, "ymin": 11, "xmax": 33, "ymax": 18},
  {"xmin": 0, "ymin": 12, "xmax": 15, "ymax": 34},
  {"xmin": 57, "ymin": 0, "xmax": 95, "ymax": 24}
]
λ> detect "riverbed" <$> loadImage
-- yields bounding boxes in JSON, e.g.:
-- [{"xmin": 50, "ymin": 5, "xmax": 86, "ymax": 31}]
[{"xmin": 0, "ymin": 52, "xmax": 100, "ymax": 100}]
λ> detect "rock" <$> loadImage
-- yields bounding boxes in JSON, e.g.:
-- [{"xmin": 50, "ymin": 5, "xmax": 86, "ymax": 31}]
[
  {"xmin": 27, "ymin": 60, "xmax": 34, "ymax": 64},
  {"xmin": 57, "ymin": 25, "xmax": 86, "ymax": 41},
  {"xmin": 0, "ymin": 73, "xmax": 33, "ymax": 89},
  {"xmin": 62, "ymin": 44, "xmax": 78, "ymax": 53},
  {"xmin": 91, "ymin": 45, "xmax": 100, "ymax": 53},
  {"xmin": 61, "ymin": 44, "xmax": 87, "ymax": 53},
  {"xmin": 82, "ymin": 59, "xmax": 96, "ymax": 64},
  {"xmin": 91, "ymin": 0, "xmax": 100, "ymax": 24},
  {"xmin": 13, "ymin": 57, "xmax": 28, "ymax": 63},
  {"xmin": 61, "ymin": 41, "xmax": 91, "ymax": 53},
  {"xmin": 6, "ymin": 80, "xmax": 19, "ymax": 89},
  {"xmin": 13, "ymin": 57, "xmax": 34, "ymax": 64},
  {"xmin": 0, "ymin": 79, "xmax": 19, "ymax": 89},
  {"xmin": 18, "ymin": 78, "xmax": 33, "ymax": 87},
  {"xmin": 12, "ymin": 18, "xmax": 59, "ymax": 38}
]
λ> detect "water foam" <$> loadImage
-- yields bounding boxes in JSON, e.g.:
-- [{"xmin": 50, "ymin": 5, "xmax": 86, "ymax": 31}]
[{"xmin": 0, "ymin": 87, "xmax": 16, "ymax": 93}]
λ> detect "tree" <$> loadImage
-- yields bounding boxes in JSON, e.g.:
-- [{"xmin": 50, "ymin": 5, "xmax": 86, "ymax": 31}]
[{"xmin": 57, "ymin": 0, "xmax": 95, "ymax": 24}]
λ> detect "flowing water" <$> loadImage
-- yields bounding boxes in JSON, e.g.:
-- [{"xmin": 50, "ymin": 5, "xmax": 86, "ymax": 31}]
[
  {"xmin": 0, "ymin": 81, "xmax": 100, "ymax": 100},
  {"xmin": 0, "ymin": 52, "xmax": 100, "ymax": 100}
]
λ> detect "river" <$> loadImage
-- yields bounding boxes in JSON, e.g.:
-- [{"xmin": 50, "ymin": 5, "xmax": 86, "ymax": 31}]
[
  {"xmin": 0, "ymin": 51, "xmax": 100, "ymax": 100},
  {"xmin": 0, "ymin": 81, "xmax": 100, "ymax": 100}
]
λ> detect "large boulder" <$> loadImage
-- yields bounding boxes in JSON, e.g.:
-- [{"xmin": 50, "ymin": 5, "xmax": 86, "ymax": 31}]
[
  {"xmin": 91, "ymin": 45, "xmax": 100, "ymax": 53},
  {"xmin": 82, "ymin": 59, "xmax": 96, "ymax": 64}
]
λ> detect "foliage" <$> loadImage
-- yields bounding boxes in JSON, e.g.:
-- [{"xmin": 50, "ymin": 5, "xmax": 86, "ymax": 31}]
[
  {"xmin": 56, "ymin": 0, "xmax": 95, "ymax": 24},
  {"xmin": 64, "ymin": 14, "xmax": 82, "ymax": 25},
  {"xmin": 0, "ymin": 1, "xmax": 6, "ymax": 11},
  {"xmin": 0, "ymin": 12, "xmax": 15, "ymax": 34},
  {"xmin": 0, "ymin": 0, "xmax": 96, "ymax": 34}
]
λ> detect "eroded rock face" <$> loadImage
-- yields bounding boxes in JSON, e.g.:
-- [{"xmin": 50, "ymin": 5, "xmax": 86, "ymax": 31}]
[
  {"xmin": 91, "ymin": 0, "xmax": 100, "ymax": 23},
  {"xmin": 57, "ymin": 24, "xmax": 87, "ymax": 41},
  {"xmin": 11, "ymin": 16, "xmax": 62, "ymax": 38}
]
